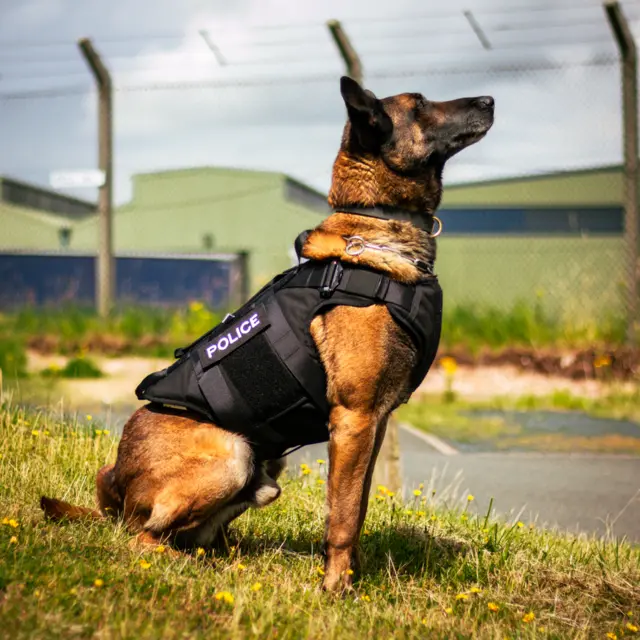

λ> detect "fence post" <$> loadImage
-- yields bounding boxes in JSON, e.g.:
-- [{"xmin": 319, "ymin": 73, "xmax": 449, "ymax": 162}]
[
  {"xmin": 78, "ymin": 38, "xmax": 114, "ymax": 318},
  {"xmin": 605, "ymin": 1, "xmax": 639, "ymax": 344},
  {"xmin": 327, "ymin": 18, "xmax": 402, "ymax": 493}
]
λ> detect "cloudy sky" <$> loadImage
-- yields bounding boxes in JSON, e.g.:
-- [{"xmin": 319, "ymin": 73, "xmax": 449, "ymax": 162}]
[{"xmin": 0, "ymin": 0, "xmax": 638, "ymax": 204}]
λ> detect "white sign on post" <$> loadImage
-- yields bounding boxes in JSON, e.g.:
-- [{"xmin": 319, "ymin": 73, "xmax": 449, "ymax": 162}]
[{"xmin": 50, "ymin": 170, "xmax": 105, "ymax": 189}]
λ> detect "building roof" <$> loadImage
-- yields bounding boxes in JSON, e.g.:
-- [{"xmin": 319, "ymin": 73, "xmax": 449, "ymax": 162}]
[
  {"xmin": 0, "ymin": 175, "xmax": 96, "ymax": 219},
  {"xmin": 441, "ymin": 164, "xmax": 628, "ymax": 208}
]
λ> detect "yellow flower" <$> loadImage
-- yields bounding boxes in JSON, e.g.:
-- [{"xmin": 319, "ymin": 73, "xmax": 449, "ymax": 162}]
[
  {"xmin": 34, "ymin": 590, "xmax": 41, "ymax": 597},
  {"xmin": 629, "ymin": 612, "xmax": 634, "ymax": 618},
  {"xmin": 317, "ymin": 567, "xmax": 325, "ymax": 576},
  {"xmin": 455, "ymin": 593, "xmax": 469, "ymax": 601},
  {"xmin": 32, "ymin": 430, "xmax": 40, "ymax": 437},
  {"xmin": 69, "ymin": 588, "xmax": 78, "ymax": 596},
  {"xmin": 467, "ymin": 494, "xmax": 474, "ymax": 502},
  {"xmin": 361, "ymin": 594, "xmax": 371, "ymax": 602},
  {"xmin": 155, "ymin": 545, "xmax": 166, "ymax": 554},
  {"xmin": 594, "ymin": 354, "xmax": 612, "ymax": 368},
  {"xmin": 627, "ymin": 623, "xmax": 639, "ymax": 633},
  {"xmin": 517, "ymin": 521, "xmax": 524, "ymax": 529},
  {"xmin": 470, "ymin": 587, "xmax": 482, "ymax": 594},
  {"xmin": 440, "ymin": 356, "xmax": 458, "ymax": 375},
  {"xmin": 404, "ymin": 510, "xmax": 413, "ymax": 516},
  {"xmin": 317, "ymin": 479, "xmax": 325, "ymax": 485},
  {"xmin": 9, "ymin": 536, "xmax": 18, "ymax": 545},
  {"xmin": 93, "ymin": 579, "xmax": 104, "ymax": 588},
  {"xmin": 460, "ymin": 514, "xmax": 468, "ymax": 521},
  {"xmin": 1, "ymin": 518, "xmax": 8, "ymax": 525},
  {"xmin": 488, "ymin": 602, "xmax": 499, "ymax": 612},
  {"xmin": 316, "ymin": 459, "xmax": 326, "ymax": 465},
  {"xmin": 376, "ymin": 494, "xmax": 386, "ymax": 501},
  {"xmin": 43, "ymin": 430, "xmax": 50, "ymax": 436},
  {"xmin": 95, "ymin": 430, "xmax": 103, "ymax": 436},
  {"xmin": 444, "ymin": 607, "xmax": 453, "ymax": 615},
  {"xmin": 237, "ymin": 563, "xmax": 246, "ymax": 571},
  {"xmin": 346, "ymin": 569, "xmax": 354, "ymax": 576},
  {"xmin": 214, "ymin": 591, "xmax": 234, "ymax": 605},
  {"xmin": 522, "ymin": 611, "xmax": 535, "ymax": 623},
  {"xmin": 251, "ymin": 582, "xmax": 262, "ymax": 592},
  {"xmin": 413, "ymin": 489, "xmax": 422, "ymax": 497},
  {"xmin": 387, "ymin": 491, "xmax": 395, "ymax": 497},
  {"xmin": 196, "ymin": 547, "xmax": 205, "ymax": 557},
  {"xmin": 139, "ymin": 560, "xmax": 151, "ymax": 569},
  {"xmin": 86, "ymin": 415, "xmax": 92, "ymax": 421},
  {"xmin": 606, "ymin": 633, "xmax": 617, "ymax": 640},
  {"xmin": 301, "ymin": 467, "xmax": 311, "ymax": 476},
  {"xmin": 363, "ymin": 530, "xmax": 371, "ymax": 536},
  {"xmin": 377, "ymin": 485, "xmax": 389, "ymax": 495},
  {"xmin": 8, "ymin": 519, "xmax": 18, "ymax": 528},
  {"xmin": 189, "ymin": 301, "xmax": 204, "ymax": 313}
]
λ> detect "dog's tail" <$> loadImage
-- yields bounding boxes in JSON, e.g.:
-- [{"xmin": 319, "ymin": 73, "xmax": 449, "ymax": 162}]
[
  {"xmin": 40, "ymin": 496, "xmax": 103, "ymax": 521},
  {"xmin": 40, "ymin": 464, "xmax": 122, "ymax": 522}
]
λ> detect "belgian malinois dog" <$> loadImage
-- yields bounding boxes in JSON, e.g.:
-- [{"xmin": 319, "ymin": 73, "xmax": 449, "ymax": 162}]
[{"xmin": 41, "ymin": 76, "xmax": 494, "ymax": 592}]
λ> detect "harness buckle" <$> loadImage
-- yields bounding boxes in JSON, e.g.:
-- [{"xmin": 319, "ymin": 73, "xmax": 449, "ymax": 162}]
[{"xmin": 320, "ymin": 260, "xmax": 343, "ymax": 298}]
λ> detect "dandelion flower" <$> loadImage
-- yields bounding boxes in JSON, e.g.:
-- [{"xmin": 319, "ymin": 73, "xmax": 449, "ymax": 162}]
[
  {"xmin": 363, "ymin": 530, "xmax": 371, "ymax": 536},
  {"xmin": 413, "ymin": 489, "xmax": 422, "ymax": 497},
  {"xmin": 594, "ymin": 354, "xmax": 612, "ymax": 368},
  {"xmin": 31, "ymin": 430, "xmax": 40, "ymax": 437},
  {"xmin": 455, "ymin": 593, "xmax": 469, "ymax": 601},
  {"xmin": 487, "ymin": 602, "xmax": 499, "ymax": 612},
  {"xmin": 522, "ymin": 611, "xmax": 535, "ymax": 623},
  {"xmin": 387, "ymin": 491, "xmax": 395, "ymax": 497},
  {"xmin": 317, "ymin": 479, "xmax": 325, "ymax": 485},
  {"xmin": 517, "ymin": 521, "xmax": 524, "ymax": 529},
  {"xmin": 43, "ymin": 430, "xmax": 50, "ymax": 436},
  {"xmin": 361, "ymin": 594, "xmax": 371, "ymax": 602},
  {"xmin": 214, "ymin": 591, "xmax": 234, "ymax": 605},
  {"xmin": 251, "ymin": 582, "xmax": 262, "ymax": 592},
  {"xmin": 376, "ymin": 495, "xmax": 386, "ymax": 501},
  {"xmin": 1, "ymin": 518, "xmax": 8, "ymax": 525},
  {"xmin": 317, "ymin": 567, "xmax": 325, "ymax": 576},
  {"xmin": 155, "ymin": 545, "xmax": 166, "ymax": 554},
  {"xmin": 86, "ymin": 415, "xmax": 92, "ymax": 421},
  {"xmin": 237, "ymin": 564, "xmax": 246, "ymax": 571},
  {"xmin": 139, "ymin": 560, "xmax": 151, "ymax": 570},
  {"xmin": 440, "ymin": 356, "xmax": 458, "ymax": 374},
  {"xmin": 377, "ymin": 485, "xmax": 389, "ymax": 495},
  {"xmin": 627, "ymin": 623, "xmax": 639, "ymax": 633},
  {"xmin": 8, "ymin": 519, "xmax": 18, "ymax": 528},
  {"xmin": 94, "ymin": 579, "xmax": 104, "ymax": 588},
  {"xmin": 606, "ymin": 633, "xmax": 618, "ymax": 640},
  {"xmin": 196, "ymin": 547, "xmax": 205, "ymax": 557},
  {"xmin": 444, "ymin": 607, "xmax": 453, "ymax": 615},
  {"xmin": 470, "ymin": 587, "xmax": 482, "ymax": 594},
  {"xmin": 316, "ymin": 459, "xmax": 326, "ymax": 465},
  {"xmin": 467, "ymin": 494, "xmax": 474, "ymax": 502},
  {"xmin": 404, "ymin": 510, "xmax": 413, "ymax": 516},
  {"xmin": 69, "ymin": 588, "xmax": 78, "ymax": 596},
  {"xmin": 346, "ymin": 569, "xmax": 354, "ymax": 576},
  {"xmin": 9, "ymin": 536, "xmax": 17, "ymax": 545}
]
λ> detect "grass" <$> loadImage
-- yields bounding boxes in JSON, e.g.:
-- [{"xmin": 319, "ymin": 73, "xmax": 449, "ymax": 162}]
[
  {"xmin": 1, "ymin": 402, "xmax": 639, "ymax": 638},
  {"xmin": 0, "ymin": 300, "xmax": 628, "ymax": 365}
]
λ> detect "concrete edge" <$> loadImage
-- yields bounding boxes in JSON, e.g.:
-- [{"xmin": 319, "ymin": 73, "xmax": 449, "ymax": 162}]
[{"xmin": 398, "ymin": 422, "xmax": 459, "ymax": 456}]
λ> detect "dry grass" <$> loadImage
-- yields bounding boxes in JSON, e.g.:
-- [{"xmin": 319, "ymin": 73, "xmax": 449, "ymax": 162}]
[{"xmin": 1, "ymin": 401, "xmax": 639, "ymax": 639}]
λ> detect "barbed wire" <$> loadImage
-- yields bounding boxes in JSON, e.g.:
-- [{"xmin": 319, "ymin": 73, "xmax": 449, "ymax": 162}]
[{"xmin": 0, "ymin": 55, "xmax": 618, "ymax": 102}]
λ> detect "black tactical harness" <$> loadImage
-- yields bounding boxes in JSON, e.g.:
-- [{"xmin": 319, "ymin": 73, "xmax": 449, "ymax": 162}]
[{"xmin": 136, "ymin": 226, "xmax": 443, "ymax": 460}]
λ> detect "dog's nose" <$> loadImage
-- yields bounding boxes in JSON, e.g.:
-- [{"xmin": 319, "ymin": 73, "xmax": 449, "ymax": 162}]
[{"xmin": 474, "ymin": 96, "xmax": 494, "ymax": 110}]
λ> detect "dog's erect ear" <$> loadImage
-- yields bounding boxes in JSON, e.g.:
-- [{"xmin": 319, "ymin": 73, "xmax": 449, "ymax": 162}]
[{"xmin": 340, "ymin": 76, "xmax": 392, "ymax": 148}]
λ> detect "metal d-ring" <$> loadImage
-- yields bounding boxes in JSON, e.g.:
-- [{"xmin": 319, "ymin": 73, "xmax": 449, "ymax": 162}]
[
  {"xmin": 428, "ymin": 216, "xmax": 443, "ymax": 238},
  {"xmin": 344, "ymin": 235, "xmax": 366, "ymax": 256}
]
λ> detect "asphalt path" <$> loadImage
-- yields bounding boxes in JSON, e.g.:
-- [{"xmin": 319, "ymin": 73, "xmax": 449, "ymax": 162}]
[{"xmin": 291, "ymin": 427, "xmax": 640, "ymax": 542}]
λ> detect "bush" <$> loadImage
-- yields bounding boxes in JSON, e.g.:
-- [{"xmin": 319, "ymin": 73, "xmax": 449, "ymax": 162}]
[
  {"xmin": 0, "ymin": 336, "xmax": 28, "ymax": 378},
  {"xmin": 41, "ymin": 356, "xmax": 103, "ymax": 379}
]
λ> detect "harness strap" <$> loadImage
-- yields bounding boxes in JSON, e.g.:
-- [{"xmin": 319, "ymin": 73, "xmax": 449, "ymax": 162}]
[{"xmin": 287, "ymin": 262, "xmax": 416, "ymax": 312}]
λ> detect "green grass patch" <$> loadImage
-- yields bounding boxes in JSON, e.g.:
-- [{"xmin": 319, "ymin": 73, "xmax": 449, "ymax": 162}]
[
  {"xmin": 41, "ymin": 356, "xmax": 104, "ymax": 379},
  {"xmin": 1, "ymin": 402, "xmax": 639, "ymax": 638},
  {"xmin": 0, "ymin": 336, "xmax": 28, "ymax": 378},
  {"xmin": 441, "ymin": 299, "xmax": 626, "ymax": 352}
]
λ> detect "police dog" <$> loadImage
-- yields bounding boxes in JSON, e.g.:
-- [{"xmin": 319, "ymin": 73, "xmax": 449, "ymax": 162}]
[{"xmin": 41, "ymin": 77, "xmax": 494, "ymax": 591}]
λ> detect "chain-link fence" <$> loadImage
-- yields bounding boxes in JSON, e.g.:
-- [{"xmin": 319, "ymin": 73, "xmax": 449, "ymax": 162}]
[{"xmin": 0, "ymin": 3, "xmax": 638, "ymax": 342}]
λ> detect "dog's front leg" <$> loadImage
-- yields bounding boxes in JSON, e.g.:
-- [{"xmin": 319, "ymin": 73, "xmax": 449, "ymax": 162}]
[{"xmin": 323, "ymin": 405, "xmax": 378, "ymax": 592}]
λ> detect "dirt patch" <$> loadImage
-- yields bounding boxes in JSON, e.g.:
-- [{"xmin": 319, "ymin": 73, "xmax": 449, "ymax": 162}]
[{"xmin": 438, "ymin": 346, "xmax": 639, "ymax": 381}]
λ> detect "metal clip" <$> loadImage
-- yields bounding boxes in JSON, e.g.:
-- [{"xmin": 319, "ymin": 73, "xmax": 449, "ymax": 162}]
[
  {"xmin": 344, "ymin": 235, "xmax": 366, "ymax": 256},
  {"xmin": 320, "ymin": 260, "xmax": 343, "ymax": 298}
]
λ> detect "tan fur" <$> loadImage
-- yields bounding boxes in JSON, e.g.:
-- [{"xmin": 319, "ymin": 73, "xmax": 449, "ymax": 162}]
[{"xmin": 40, "ymin": 78, "xmax": 493, "ymax": 589}]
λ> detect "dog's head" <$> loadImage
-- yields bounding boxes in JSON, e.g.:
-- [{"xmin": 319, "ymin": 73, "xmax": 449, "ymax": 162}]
[{"xmin": 331, "ymin": 76, "xmax": 494, "ymax": 210}]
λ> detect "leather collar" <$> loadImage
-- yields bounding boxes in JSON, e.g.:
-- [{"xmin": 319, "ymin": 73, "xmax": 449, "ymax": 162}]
[{"xmin": 332, "ymin": 206, "xmax": 437, "ymax": 235}]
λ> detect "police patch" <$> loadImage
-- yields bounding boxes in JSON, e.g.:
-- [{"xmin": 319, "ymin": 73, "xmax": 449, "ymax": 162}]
[{"xmin": 198, "ymin": 305, "xmax": 270, "ymax": 369}]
